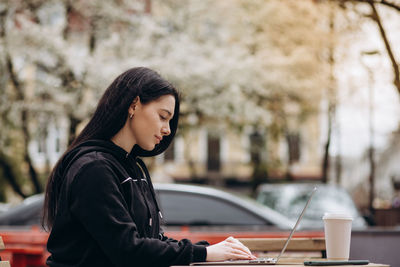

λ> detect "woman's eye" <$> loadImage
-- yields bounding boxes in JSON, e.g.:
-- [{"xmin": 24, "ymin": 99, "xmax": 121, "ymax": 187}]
[{"xmin": 160, "ymin": 115, "xmax": 167, "ymax": 121}]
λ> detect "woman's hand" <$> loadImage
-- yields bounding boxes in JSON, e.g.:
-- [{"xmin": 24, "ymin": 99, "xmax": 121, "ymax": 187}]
[{"xmin": 206, "ymin": 236, "xmax": 257, "ymax": 262}]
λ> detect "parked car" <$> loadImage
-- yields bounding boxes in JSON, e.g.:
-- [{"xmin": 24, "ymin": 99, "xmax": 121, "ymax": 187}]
[
  {"xmin": 255, "ymin": 183, "xmax": 367, "ymax": 229},
  {"xmin": 155, "ymin": 183, "xmax": 294, "ymax": 229},
  {"xmin": 0, "ymin": 183, "xmax": 293, "ymax": 229},
  {"xmin": 0, "ymin": 193, "xmax": 44, "ymax": 226},
  {"xmin": 0, "ymin": 203, "xmax": 11, "ymax": 214}
]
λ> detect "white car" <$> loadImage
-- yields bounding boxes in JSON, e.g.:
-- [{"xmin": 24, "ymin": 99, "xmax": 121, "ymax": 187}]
[{"xmin": 255, "ymin": 183, "xmax": 367, "ymax": 229}]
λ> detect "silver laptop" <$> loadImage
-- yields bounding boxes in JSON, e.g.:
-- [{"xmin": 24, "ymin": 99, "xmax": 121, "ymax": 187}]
[{"xmin": 191, "ymin": 187, "xmax": 317, "ymax": 265}]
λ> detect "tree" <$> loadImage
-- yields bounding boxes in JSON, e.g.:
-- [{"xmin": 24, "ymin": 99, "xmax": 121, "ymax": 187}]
[{"xmin": 335, "ymin": 0, "xmax": 400, "ymax": 97}]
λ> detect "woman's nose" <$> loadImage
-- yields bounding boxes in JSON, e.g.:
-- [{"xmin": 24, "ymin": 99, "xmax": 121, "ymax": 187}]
[{"xmin": 162, "ymin": 124, "xmax": 171, "ymax": 136}]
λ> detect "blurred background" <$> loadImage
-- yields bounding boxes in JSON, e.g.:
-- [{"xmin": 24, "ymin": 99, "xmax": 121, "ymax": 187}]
[
  {"xmin": 1, "ymin": 0, "xmax": 400, "ymax": 225},
  {"xmin": 1, "ymin": 0, "xmax": 400, "ymax": 266}
]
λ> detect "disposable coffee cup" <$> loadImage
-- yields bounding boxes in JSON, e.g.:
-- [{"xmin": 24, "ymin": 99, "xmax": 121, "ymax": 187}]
[{"xmin": 322, "ymin": 213, "xmax": 353, "ymax": 260}]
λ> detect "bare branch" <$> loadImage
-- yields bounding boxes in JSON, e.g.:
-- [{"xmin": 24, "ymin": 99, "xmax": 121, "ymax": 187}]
[
  {"xmin": 374, "ymin": 0, "xmax": 400, "ymax": 11},
  {"xmin": 335, "ymin": 0, "xmax": 400, "ymax": 12},
  {"xmin": 368, "ymin": 0, "xmax": 400, "ymax": 94}
]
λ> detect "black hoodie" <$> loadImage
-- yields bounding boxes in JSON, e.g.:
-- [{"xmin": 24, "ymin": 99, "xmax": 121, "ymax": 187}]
[{"xmin": 46, "ymin": 140, "xmax": 207, "ymax": 267}]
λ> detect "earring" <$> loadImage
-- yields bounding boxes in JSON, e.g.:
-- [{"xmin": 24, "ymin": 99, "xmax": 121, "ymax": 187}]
[{"xmin": 129, "ymin": 113, "xmax": 134, "ymax": 119}]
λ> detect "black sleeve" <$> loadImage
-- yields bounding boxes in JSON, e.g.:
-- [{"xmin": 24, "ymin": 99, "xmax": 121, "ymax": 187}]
[
  {"xmin": 69, "ymin": 160, "xmax": 207, "ymax": 267},
  {"xmin": 160, "ymin": 230, "xmax": 210, "ymax": 247}
]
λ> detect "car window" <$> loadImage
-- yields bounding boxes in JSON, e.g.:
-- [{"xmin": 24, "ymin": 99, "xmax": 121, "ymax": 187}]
[
  {"xmin": 257, "ymin": 186, "xmax": 359, "ymax": 220},
  {"xmin": 257, "ymin": 191, "xmax": 280, "ymax": 210},
  {"xmin": 157, "ymin": 191, "xmax": 266, "ymax": 225}
]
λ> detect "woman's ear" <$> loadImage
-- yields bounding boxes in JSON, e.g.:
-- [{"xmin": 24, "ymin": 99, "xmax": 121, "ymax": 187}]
[
  {"xmin": 131, "ymin": 96, "xmax": 141, "ymax": 110},
  {"xmin": 128, "ymin": 97, "xmax": 140, "ymax": 117},
  {"xmin": 132, "ymin": 96, "xmax": 139, "ymax": 106}
]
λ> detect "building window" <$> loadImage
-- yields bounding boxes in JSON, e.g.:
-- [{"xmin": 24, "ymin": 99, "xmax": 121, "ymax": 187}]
[
  {"xmin": 207, "ymin": 134, "xmax": 220, "ymax": 171},
  {"xmin": 286, "ymin": 133, "xmax": 301, "ymax": 163},
  {"xmin": 249, "ymin": 131, "xmax": 264, "ymax": 164},
  {"xmin": 38, "ymin": 138, "xmax": 46, "ymax": 154}
]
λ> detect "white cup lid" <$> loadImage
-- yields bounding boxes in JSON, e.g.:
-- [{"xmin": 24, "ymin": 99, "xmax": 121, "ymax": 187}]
[{"xmin": 322, "ymin": 213, "xmax": 353, "ymax": 220}]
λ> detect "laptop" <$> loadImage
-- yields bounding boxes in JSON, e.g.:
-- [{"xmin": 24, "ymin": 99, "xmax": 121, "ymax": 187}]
[{"xmin": 191, "ymin": 187, "xmax": 317, "ymax": 265}]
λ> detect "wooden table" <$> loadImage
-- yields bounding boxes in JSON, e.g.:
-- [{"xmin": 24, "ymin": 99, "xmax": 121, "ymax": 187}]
[
  {"xmin": 0, "ymin": 236, "xmax": 11, "ymax": 267},
  {"xmin": 172, "ymin": 237, "xmax": 390, "ymax": 266},
  {"xmin": 172, "ymin": 259, "xmax": 389, "ymax": 267},
  {"xmin": 174, "ymin": 264, "xmax": 388, "ymax": 267}
]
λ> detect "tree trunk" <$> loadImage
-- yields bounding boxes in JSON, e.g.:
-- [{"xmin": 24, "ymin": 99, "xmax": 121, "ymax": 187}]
[
  {"xmin": 0, "ymin": 153, "xmax": 27, "ymax": 198},
  {"xmin": 6, "ymin": 53, "xmax": 41, "ymax": 193},
  {"xmin": 322, "ymin": 119, "xmax": 331, "ymax": 184},
  {"xmin": 21, "ymin": 110, "xmax": 42, "ymax": 193},
  {"xmin": 335, "ymin": 151, "xmax": 343, "ymax": 185},
  {"xmin": 89, "ymin": 16, "xmax": 98, "ymax": 54},
  {"xmin": 368, "ymin": 148, "xmax": 376, "ymax": 211},
  {"xmin": 322, "ymin": 3, "xmax": 337, "ymax": 184},
  {"xmin": 68, "ymin": 115, "xmax": 81, "ymax": 145},
  {"xmin": 366, "ymin": 57, "xmax": 376, "ymax": 212}
]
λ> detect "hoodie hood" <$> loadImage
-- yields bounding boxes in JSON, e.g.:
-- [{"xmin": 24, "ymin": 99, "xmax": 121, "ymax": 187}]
[
  {"xmin": 54, "ymin": 140, "xmax": 132, "ymax": 186},
  {"xmin": 52, "ymin": 139, "xmax": 163, "ymax": 221}
]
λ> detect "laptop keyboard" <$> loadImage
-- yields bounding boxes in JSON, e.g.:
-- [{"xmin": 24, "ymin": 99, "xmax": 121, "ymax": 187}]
[
  {"xmin": 252, "ymin": 257, "xmax": 277, "ymax": 263},
  {"xmin": 230, "ymin": 257, "xmax": 276, "ymax": 264}
]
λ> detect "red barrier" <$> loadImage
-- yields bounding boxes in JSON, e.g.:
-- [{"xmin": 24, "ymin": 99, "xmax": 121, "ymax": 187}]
[
  {"xmin": 0, "ymin": 225, "xmax": 324, "ymax": 267},
  {"xmin": 0, "ymin": 226, "xmax": 49, "ymax": 267}
]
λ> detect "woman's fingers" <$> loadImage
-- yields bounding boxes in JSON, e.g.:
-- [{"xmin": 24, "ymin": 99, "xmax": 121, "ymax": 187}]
[
  {"xmin": 229, "ymin": 248, "xmax": 254, "ymax": 259},
  {"xmin": 224, "ymin": 237, "xmax": 256, "ymax": 259},
  {"xmin": 206, "ymin": 236, "xmax": 257, "ymax": 262},
  {"xmin": 228, "ymin": 242, "xmax": 251, "ymax": 255},
  {"xmin": 228, "ymin": 238, "xmax": 253, "ymax": 255}
]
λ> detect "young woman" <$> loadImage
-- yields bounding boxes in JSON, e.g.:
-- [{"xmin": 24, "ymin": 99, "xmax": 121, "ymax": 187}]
[{"xmin": 43, "ymin": 67, "xmax": 255, "ymax": 267}]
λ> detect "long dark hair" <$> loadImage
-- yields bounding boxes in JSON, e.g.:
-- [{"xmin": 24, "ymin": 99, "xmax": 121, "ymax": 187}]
[{"xmin": 43, "ymin": 67, "xmax": 180, "ymax": 230}]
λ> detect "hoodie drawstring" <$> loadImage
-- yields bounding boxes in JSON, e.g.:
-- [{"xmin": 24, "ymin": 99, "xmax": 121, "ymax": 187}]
[{"xmin": 136, "ymin": 159, "xmax": 164, "ymax": 222}]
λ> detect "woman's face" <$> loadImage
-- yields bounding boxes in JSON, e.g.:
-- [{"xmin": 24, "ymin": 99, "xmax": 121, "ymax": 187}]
[{"xmin": 130, "ymin": 94, "xmax": 175, "ymax": 151}]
